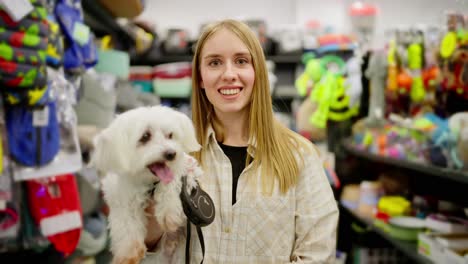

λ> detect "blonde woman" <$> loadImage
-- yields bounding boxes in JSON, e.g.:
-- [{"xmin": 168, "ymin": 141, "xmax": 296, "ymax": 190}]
[{"xmin": 144, "ymin": 19, "xmax": 338, "ymax": 263}]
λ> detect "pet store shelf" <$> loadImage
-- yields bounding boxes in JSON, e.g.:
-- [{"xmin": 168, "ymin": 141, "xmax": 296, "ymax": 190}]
[
  {"xmin": 339, "ymin": 203, "xmax": 433, "ymax": 264},
  {"xmin": 342, "ymin": 140, "xmax": 468, "ymax": 185},
  {"xmin": 267, "ymin": 54, "xmax": 302, "ymax": 63},
  {"xmin": 273, "ymin": 85, "xmax": 299, "ymax": 99}
]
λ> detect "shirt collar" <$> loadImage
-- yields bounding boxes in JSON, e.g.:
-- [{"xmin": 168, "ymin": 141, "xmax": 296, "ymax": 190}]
[{"xmin": 206, "ymin": 123, "xmax": 256, "ymax": 158}]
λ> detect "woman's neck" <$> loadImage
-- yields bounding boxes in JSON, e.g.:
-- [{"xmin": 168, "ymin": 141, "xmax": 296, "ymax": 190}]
[{"xmin": 215, "ymin": 110, "xmax": 249, "ymax": 147}]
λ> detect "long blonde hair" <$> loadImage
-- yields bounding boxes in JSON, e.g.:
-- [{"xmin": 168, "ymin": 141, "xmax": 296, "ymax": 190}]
[{"xmin": 191, "ymin": 19, "xmax": 312, "ymax": 194}]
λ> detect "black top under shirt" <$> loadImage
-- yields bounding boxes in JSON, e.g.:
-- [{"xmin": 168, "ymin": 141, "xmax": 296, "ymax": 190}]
[{"xmin": 218, "ymin": 143, "xmax": 249, "ymax": 205}]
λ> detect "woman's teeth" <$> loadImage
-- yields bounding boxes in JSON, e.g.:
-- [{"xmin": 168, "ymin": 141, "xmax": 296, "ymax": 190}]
[{"xmin": 220, "ymin": 88, "xmax": 241, "ymax": 95}]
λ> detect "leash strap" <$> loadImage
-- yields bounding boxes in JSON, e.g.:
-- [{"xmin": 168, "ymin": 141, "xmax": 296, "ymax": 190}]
[{"xmin": 185, "ymin": 222, "xmax": 205, "ymax": 264}]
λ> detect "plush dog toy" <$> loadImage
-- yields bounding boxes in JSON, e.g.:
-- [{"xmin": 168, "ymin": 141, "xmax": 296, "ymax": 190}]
[{"xmin": 92, "ymin": 105, "xmax": 202, "ymax": 264}]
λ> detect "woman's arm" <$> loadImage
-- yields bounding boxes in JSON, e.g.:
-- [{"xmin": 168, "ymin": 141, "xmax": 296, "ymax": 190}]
[
  {"xmin": 144, "ymin": 200, "xmax": 164, "ymax": 252},
  {"xmin": 290, "ymin": 149, "xmax": 339, "ymax": 263}
]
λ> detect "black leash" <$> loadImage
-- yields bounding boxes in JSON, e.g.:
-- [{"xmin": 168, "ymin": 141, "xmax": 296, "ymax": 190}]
[
  {"xmin": 180, "ymin": 175, "xmax": 214, "ymax": 264},
  {"xmin": 185, "ymin": 222, "xmax": 205, "ymax": 264}
]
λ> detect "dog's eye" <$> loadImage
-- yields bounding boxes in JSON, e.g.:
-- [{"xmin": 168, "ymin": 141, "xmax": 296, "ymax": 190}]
[
  {"xmin": 166, "ymin": 132, "xmax": 173, "ymax": 139},
  {"xmin": 139, "ymin": 131, "xmax": 152, "ymax": 144}
]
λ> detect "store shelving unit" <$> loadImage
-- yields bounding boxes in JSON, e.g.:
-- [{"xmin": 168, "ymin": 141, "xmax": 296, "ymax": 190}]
[
  {"xmin": 342, "ymin": 140, "xmax": 468, "ymax": 185},
  {"xmin": 341, "ymin": 139, "xmax": 468, "ymax": 207},
  {"xmin": 339, "ymin": 203, "xmax": 433, "ymax": 264},
  {"xmin": 339, "ymin": 139, "xmax": 468, "ymax": 263}
]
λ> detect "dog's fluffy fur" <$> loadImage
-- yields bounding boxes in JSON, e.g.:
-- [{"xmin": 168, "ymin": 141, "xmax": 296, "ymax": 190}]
[{"xmin": 92, "ymin": 106, "xmax": 202, "ymax": 264}]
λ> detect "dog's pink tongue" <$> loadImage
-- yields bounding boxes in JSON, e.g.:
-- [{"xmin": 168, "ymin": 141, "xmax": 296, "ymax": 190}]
[{"xmin": 149, "ymin": 163, "xmax": 174, "ymax": 184}]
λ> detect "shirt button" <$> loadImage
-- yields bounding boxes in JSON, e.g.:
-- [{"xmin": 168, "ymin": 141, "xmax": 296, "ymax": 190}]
[{"xmin": 224, "ymin": 227, "xmax": 231, "ymax": 233}]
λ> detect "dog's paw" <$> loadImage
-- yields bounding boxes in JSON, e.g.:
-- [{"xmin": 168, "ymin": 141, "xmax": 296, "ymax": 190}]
[{"xmin": 112, "ymin": 242, "xmax": 145, "ymax": 264}]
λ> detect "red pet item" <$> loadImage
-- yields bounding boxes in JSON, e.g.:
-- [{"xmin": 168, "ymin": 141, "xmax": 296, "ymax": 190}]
[{"xmin": 26, "ymin": 174, "xmax": 82, "ymax": 256}]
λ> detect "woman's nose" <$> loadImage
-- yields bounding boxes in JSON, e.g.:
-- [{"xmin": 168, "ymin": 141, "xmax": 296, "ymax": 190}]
[{"xmin": 222, "ymin": 62, "xmax": 237, "ymax": 82}]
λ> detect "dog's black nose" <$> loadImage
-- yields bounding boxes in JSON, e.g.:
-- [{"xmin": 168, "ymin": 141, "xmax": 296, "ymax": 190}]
[{"xmin": 164, "ymin": 150, "xmax": 176, "ymax": 161}]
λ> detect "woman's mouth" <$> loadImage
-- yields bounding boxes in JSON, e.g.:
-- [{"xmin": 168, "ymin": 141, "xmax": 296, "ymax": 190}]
[{"xmin": 218, "ymin": 87, "xmax": 242, "ymax": 96}]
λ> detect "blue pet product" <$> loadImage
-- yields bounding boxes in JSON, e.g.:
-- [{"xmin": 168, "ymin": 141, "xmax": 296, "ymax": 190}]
[
  {"xmin": 55, "ymin": 0, "xmax": 97, "ymax": 72},
  {"xmin": 5, "ymin": 101, "xmax": 60, "ymax": 167}
]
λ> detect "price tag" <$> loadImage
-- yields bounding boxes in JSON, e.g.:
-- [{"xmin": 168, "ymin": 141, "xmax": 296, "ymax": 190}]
[
  {"xmin": 0, "ymin": 0, "xmax": 34, "ymax": 22},
  {"xmin": 33, "ymin": 106, "xmax": 49, "ymax": 127}
]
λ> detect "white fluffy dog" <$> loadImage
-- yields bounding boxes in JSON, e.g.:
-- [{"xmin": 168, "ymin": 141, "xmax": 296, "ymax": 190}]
[{"xmin": 91, "ymin": 105, "xmax": 202, "ymax": 264}]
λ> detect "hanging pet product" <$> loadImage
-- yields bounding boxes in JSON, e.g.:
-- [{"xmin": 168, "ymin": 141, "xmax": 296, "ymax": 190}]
[
  {"xmin": 0, "ymin": 173, "xmax": 20, "ymax": 240},
  {"xmin": 295, "ymin": 53, "xmax": 326, "ymax": 140},
  {"xmin": 26, "ymin": 173, "xmax": 83, "ymax": 256},
  {"xmin": 45, "ymin": 14, "xmax": 64, "ymax": 68},
  {"xmin": 5, "ymin": 100, "xmax": 60, "ymax": 167},
  {"xmin": 309, "ymin": 55, "xmax": 358, "ymax": 128},
  {"xmin": 55, "ymin": 0, "xmax": 97, "ymax": 73},
  {"xmin": 10, "ymin": 68, "xmax": 82, "ymax": 181},
  {"xmin": 365, "ymin": 50, "xmax": 387, "ymax": 126},
  {"xmin": 295, "ymin": 53, "xmax": 359, "ymax": 143},
  {"xmin": 406, "ymin": 30, "xmax": 426, "ymax": 115},
  {"xmin": 448, "ymin": 112, "xmax": 468, "ymax": 169},
  {"xmin": 346, "ymin": 56, "xmax": 363, "ymax": 108},
  {"xmin": 0, "ymin": 0, "xmax": 51, "ymax": 107},
  {"xmin": 439, "ymin": 12, "xmax": 468, "ymax": 115}
]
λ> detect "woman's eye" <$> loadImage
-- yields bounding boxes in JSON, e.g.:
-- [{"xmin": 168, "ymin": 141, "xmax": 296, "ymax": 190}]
[
  {"xmin": 208, "ymin": 60, "xmax": 221, "ymax": 67},
  {"xmin": 166, "ymin": 132, "xmax": 173, "ymax": 139},
  {"xmin": 139, "ymin": 131, "xmax": 152, "ymax": 144},
  {"xmin": 236, "ymin": 58, "xmax": 249, "ymax": 65}
]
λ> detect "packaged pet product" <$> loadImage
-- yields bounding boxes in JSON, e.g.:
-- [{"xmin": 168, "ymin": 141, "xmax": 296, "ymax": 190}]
[
  {"xmin": 130, "ymin": 66, "xmax": 153, "ymax": 93},
  {"xmin": 45, "ymin": 14, "xmax": 64, "ymax": 68},
  {"xmin": 0, "ymin": 1, "xmax": 51, "ymax": 106},
  {"xmin": 357, "ymin": 181, "xmax": 383, "ymax": 218},
  {"xmin": 26, "ymin": 173, "xmax": 82, "ymax": 255},
  {"xmin": 0, "ymin": 173, "xmax": 20, "ymax": 240},
  {"xmin": 55, "ymin": 0, "xmax": 98, "ymax": 72},
  {"xmin": 448, "ymin": 112, "xmax": 468, "ymax": 169},
  {"xmin": 5, "ymin": 101, "xmax": 60, "ymax": 167},
  {"xmin": 0, "ymin": 61, "xmax": 47, "ymax": 88},
  {"xmin": 152, "ymin": 62, "xmax": 192, "ymax": 98},
  {"xmin": 11, "ymin": 69, "xmax": 82, "ymax": 181},
  {"xmin": 365, "ymin": 50, "xmax": 387, "ymax": 126},
  {"xmin": 74, "ymin": 72, "xmax": 117, "ymax": 128}
]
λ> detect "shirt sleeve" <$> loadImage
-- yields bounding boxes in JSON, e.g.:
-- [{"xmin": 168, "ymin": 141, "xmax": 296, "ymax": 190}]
[{"xmin": 290, "ymin": 148, "xmax": 339, "ymax": 263}]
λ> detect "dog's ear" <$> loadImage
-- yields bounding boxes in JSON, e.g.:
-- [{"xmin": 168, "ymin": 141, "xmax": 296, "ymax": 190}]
[
  {"xmin": 176, "ymin": 112, "xmax": 201, "ymax": 153},
  {"xmin": 91, "ymin": 128, "xmax": 130, "ymax": 174}
]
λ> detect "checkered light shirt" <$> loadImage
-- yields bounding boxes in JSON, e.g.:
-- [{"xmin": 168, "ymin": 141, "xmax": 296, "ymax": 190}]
[{"xmin": 147, "ymin": 125, "xmax": 338, "ymax": 263}]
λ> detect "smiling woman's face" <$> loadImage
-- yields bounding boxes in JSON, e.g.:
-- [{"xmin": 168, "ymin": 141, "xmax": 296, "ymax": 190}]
[{"xmin": 199, "ymin": 28, "xmax": 255, "ymax": 118}]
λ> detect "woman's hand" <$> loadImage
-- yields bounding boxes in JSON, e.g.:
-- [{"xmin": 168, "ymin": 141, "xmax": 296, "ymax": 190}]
[{"xmin": 144, "ymin": 199, "xmax": 164, "ymax": 252}]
